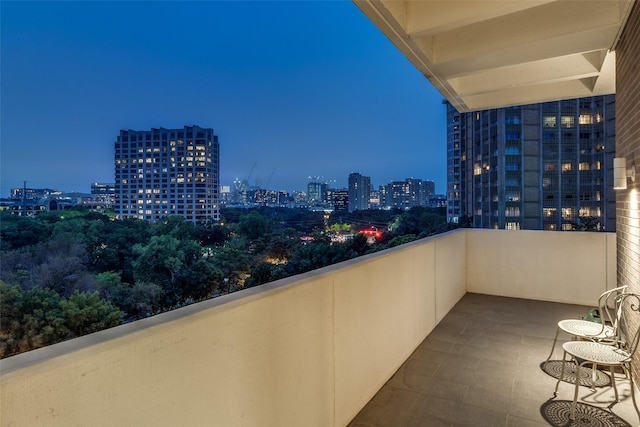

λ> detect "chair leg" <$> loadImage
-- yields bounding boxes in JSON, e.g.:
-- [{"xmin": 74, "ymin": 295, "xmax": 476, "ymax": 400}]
[
  {"xmin": 611, "ymin": 365, "xmax": 619, "ymax": 406},
  {"xmin": 571, "ymin": 361, "xmax": 582, "ymax": 421},
  {"xmin": 554, "ymin": 350, "xmax": 568, "ymax": 397},
  {"xmin": 591, "ymin": 362, "xmax": 599, "ymax": 389},
  {"xmin": 546, "ymin": 326, "xmax": 561, "ymax": 362},
  {"xmin": 626, "ymin": 364, "xmax": 640, "ymax": 425}
]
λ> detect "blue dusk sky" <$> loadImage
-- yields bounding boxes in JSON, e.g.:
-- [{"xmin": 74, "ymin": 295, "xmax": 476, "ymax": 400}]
[{"xmin": 1, "ymin": 1, "xmax": 446, "ymax": 197}]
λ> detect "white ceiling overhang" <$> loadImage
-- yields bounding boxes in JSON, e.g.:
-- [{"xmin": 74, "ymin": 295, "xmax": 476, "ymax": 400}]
[{"xmin": 354, "ymin": 0, "xmax": 634, "ymax": 112}]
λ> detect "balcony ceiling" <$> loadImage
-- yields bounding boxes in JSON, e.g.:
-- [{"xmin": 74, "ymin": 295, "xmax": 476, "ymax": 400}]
[{"xmin": 354, "ymin": 0, "xmax": 634, "ymax": 112}]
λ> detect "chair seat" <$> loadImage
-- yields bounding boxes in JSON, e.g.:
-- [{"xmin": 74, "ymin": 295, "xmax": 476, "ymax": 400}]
[
  {"xmin": 558, "ymin": 319, "xmax": 612, "ymax": 339},
  {"xmin": 562, "ymin": 341, "xmax": 631, "ymax": 366}
]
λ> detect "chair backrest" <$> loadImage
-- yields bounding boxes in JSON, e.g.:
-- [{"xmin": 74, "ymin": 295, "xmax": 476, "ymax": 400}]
[
  {"xmin": 593, "ymin": 285, "xmax": 628, "ymax": 338},
  {"xmin": 614, "ymin": 292, "xmax": 640, "ymax": 359},
  {"xmin": 598, "ymin": 285, "xmax": 628, "ymax": 322}
]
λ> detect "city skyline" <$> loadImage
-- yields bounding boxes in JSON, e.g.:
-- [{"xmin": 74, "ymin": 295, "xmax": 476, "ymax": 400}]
[{"xmin": 1, "ymin": 1, "xmax": 446, "ymax": 198}]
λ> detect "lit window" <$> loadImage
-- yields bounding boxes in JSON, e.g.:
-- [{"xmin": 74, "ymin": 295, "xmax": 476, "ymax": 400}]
[
  {"xmin": 561, "ymin": 116, "xmax": 575, "ymax": 128},
  {"xmin": 561, "ymin": 163, "xmax": 572, "ymax": 172},
  {"xmin": 579, "ymin": 162, "xmax": 590, "ymax": 171},
  {"xmin": 504, "ymin": 206, "xmax": 520, "ymax": 216},
  {"xmin": 474, "ymin": 163, "xmax": 482, "ymax": 176},
  {"xmin": 543, "ymin": 116, "xmax": 557, "ymax": 127},
  {"xmin": 579, "ymin": 207, "xmax": 592, "ymax": 217},
  {"xmin": 579, "ymin": 114, "xmax": 593, "ymax": 125},
  {"xmin": 505, "ymin": 207, "xmax": 520, "ymax": 217}
]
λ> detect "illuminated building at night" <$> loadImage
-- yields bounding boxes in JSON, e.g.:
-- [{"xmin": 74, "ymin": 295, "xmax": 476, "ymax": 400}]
[
  {"xmin": 333, "ymin": 189, "xmax": 349, "ymax": 213},
  {"xmin": 114, "ymin": 125, "xmax": 220, "ymax": 223},
  {"xmin": 380, "ymin": 178, "xmax": 435, "ymax": 209},
  {"xmin": 446, "ymin": 96, "xmax": 616, "ymax": 230},
  {"xmin": 307, "ymin": 179, "xmax": 326, "ymax": 205},
  {"xmin": 348, "ymin": 172, "xmax": 371, "ymax": 212}
]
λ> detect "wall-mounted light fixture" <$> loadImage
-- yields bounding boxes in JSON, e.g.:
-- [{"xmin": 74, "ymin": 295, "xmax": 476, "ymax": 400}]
[{"xmin": 614, "ymin": 157, "xmax": 636, "ymax": 190}]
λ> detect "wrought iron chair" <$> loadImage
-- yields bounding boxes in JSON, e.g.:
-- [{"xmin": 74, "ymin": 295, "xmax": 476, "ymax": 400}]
[
  {"xmin": 554, "ymin": 292, "xmax": 640, "ymax": 424},
  {"xmin": 545, "ymin": 285, "xmax": 628, "ymax": 364}
]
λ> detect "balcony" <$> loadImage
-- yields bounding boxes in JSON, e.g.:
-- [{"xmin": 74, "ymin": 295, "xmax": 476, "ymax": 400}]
[
  {"xmin": 349, "ymin": 293, "xmax": 638, "ymax": 426},
  {"xmin": 2, "ymin": 229, "xmax": 635, "ymax": 426}
]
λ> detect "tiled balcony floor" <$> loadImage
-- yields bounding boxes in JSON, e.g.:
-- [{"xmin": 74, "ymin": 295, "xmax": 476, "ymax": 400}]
[{"xmin": 349, "ymin": 293, "xmax": 639, "ymax": 427}]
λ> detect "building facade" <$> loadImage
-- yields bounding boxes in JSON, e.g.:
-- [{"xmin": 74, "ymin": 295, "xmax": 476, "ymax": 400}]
[
  {"xmin": 307, "ymin": 180, "xmax": 327, "ymax": 206},
  {"xmin": 10, "ymin": 187, "xmax": 60, "ymax": 200},
  {"xmin": 447, "ymin": 96, "xmax": 616, "ymax": 231},
  {"xmin": 114, "ymin": 125, "xmax": 220, "ymax": 223},
  {"xmin": 333, "ymin": 190, "xmax": 349, "ymax": 213},
  {"xmin": 348, "ymin": 172, "xmax": 371, "ymax": 212},
  {"xmin": 380, "ymin": 178, "xmax": 435, "ymax": 209}
]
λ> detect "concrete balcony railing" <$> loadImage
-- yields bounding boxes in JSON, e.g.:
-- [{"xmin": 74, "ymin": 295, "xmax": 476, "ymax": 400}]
[{"xmin": 0, "ymin": 229, "xmax": 616, "ymax": 427}]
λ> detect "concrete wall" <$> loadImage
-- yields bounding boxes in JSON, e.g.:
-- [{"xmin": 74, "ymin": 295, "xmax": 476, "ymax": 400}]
[
  {"xmin": 0, "ymin": 230, "xmax": 467, "ymax": 427},
  {"xmin": 467, "ymin": 229, "xmax": 616, "ymax": 306}
]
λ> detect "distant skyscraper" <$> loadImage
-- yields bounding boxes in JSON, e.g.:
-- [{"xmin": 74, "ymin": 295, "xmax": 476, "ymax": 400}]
[
  {"xmin": 446, "ymin": 96, "xmax": 615, "ymax": 230},
  {"xmin": 348, "ymin": 172, "xmax": 371, "ymax": 212},
  {"xmin": 307, "ymin": 180, "xmax": 324, "ymax": 205},
  {"xmin": 380, "ymin": 178, "xmax": 435, "ymax": 209},
  {"xmin": 114, "ymin": 125, "xmax": 220, "ymax": 223},
  {"xmin": 333, "ymin": 190, "xmax": 349, "ymax": 213}
]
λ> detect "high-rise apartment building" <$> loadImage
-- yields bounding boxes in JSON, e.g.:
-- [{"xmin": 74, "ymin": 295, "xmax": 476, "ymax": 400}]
[
  {"xmin": 307, "ymin": 180, "xmax": 327, "ymax": 205},
  {"xmin": 380, "ymin": 178, "xmax": 435, "ymax": 209},
  {"xmin": 114, "ymin": 125, "xmax": 220, "ymax": 223},
  {"xmin": 348, "ymin": 172, "xmax": 371, "ymax": 212},
  {"xmin": 446, "ymin": 96, "xmax": 615, "ymax": 231},
  {"xmin": 333, "ymin": 190, "xmax": 349, "ymax": 213}
]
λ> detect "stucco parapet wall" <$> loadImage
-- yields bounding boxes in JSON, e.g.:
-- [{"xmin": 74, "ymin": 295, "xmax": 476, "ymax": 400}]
[{"xmin": 0, "ymin": 229, "xmax": 456, "ymax": 376}]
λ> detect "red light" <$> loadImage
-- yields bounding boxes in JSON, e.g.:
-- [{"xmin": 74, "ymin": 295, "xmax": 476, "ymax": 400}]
[{"xmin": 358, "ymin": 228, "xmax": 382, "ymax": 240}]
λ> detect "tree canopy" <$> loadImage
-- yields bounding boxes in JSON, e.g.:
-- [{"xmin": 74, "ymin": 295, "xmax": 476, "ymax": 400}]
[{"xmin": 0, "ymin": 205, "xmax": 455, "ymax": 358}]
